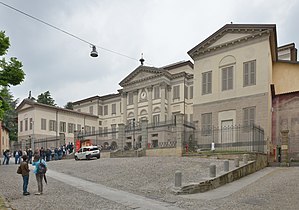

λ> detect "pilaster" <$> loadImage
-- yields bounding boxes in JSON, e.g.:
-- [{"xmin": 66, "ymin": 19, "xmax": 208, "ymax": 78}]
[{"xmin": 147, "ymin": 86, "xmax": 153, "ymax": 123}]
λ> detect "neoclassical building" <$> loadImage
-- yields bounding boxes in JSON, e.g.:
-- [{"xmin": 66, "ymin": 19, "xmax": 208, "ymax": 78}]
[
  {"xmin": 16, "ymin": 24, "xmax": 299, "ymax": 157},
  {"xmin": 72, "ymin": 61, "xmax": 194, "ymax": 148}
]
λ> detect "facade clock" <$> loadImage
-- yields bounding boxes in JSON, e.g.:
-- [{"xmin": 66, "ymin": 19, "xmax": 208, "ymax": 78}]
[{"xmin": 140, "ymin": 90, "xmax": 147, "ymax": 99}]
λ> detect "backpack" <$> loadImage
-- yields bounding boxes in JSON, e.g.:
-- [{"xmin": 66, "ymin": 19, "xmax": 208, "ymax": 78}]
[{"xmin": 37, "ymin": 160, "xmax": 47, "ymax": 174}]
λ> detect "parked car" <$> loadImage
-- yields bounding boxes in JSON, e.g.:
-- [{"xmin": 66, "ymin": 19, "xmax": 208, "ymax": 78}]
[{"xmin": 74, "ymin": 146, "xmax": 100, "ymax": 160}]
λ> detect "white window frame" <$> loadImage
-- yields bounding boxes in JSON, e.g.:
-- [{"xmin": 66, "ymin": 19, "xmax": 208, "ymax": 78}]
[
  {"xmin": 202, "ymin": 71, "xmax": 212, "ymax": 95},
  {"xmin": 41, "ymin": 118, "xmax": 47, "ymax": 130},
  {"xmin": 111, "ymin": 103, "xmax": 116, "ymax": 115},
  {"xmin": 222, "ymin": 66, "xmax": 233, "ymax": 91},
  {"xmin": 173, "ymin": 85, "xmax": 180, "ymax": 100},
  {"xmin": 243, "ymin": 60, "xmax": 256, "ymax": 87},
  {"xmin": 154, "ymin": 86, "xmax": 160, "ymax": 99},
  {"xmin": 201, "ymin": 113, "xmax": 212, "ymax": 136}
]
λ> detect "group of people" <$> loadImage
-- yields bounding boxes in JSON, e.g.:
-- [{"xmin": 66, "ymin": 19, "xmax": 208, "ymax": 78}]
[
  {"xmin": 17, "ymin": 149, "xmax": 47, "ymax": 196},
  {"xmin": 2, "ymin": 148, "xmax": 33, "ymax": 165}
]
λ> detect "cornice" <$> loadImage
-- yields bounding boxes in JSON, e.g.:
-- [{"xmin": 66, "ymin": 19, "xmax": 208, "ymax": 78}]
[{"xmin": 191, "ymin": 29, "xmax": 271, "ymax": 59}]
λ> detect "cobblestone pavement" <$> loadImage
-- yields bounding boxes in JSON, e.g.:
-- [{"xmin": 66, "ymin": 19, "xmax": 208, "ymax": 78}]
[{"xmin": 0, "ymin": 157, "xmax": 299, "ymax": 210}]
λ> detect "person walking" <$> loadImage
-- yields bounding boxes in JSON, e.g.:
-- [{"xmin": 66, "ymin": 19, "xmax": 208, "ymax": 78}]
[
  {"xmin": 32, "ymin": 154, "xmax": 47, "ymax": 195},
  {"xmin": 3, "ymin": 149, "xmax": 10, "ymax": 165},
  {"xmin": 18, "ymin": 155, "xmax": 30, "ymax": 196}
]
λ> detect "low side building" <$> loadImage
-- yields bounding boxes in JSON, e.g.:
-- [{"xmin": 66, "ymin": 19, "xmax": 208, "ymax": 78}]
[{"xmin": 16, "ymin": 99, "xmax": 98, "ymax": 148}]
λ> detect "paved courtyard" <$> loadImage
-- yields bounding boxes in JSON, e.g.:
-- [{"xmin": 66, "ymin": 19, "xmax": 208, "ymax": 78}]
[{"xmin": 0, "ymin": 157, "xmax": 299, "ymax": 210}]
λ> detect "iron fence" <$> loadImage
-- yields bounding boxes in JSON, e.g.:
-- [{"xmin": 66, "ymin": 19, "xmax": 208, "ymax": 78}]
[{"xmin": 194, "ymin": 124, "xmax": 266, "ymax": 153}]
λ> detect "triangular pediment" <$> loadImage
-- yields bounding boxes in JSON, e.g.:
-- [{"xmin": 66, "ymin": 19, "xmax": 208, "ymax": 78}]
[
  {"xmin": 119, "ymin": 65, "xmax": 164, "ymax": 87},
  {"xmin": 188, "ymin": 24, "xmax": 277, "ymax": 60},
  {"xmin": 209, "ymin": 33, "xmax": 251, "ymax": 48},
  {"xmin": 130, "ymin": 71, "xmax": 158, "ymax": 83},
  {"xmin": 16, "ymin": 99, "xmax": 34, "ymax": 112}
]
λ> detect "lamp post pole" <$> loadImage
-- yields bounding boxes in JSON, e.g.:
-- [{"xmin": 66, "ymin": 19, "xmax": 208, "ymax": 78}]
[
  {"xmin": 133, "ymin": 118, "xmax": 135, "ymax": 149},
  {"xmin": 31, "ymin": 121, "xmax": 34, "ymax": 151}
]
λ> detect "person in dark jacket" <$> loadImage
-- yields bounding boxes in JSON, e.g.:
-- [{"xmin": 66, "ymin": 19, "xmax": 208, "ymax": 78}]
[{"xmin": 19, "ymin": 155, "xmax": 30, "ymax": 195}]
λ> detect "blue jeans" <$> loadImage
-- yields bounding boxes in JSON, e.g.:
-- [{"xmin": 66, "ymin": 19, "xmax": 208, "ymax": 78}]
[{"xmin": 23, "ymin": 175, "xmax": 29, "ymax": 193}]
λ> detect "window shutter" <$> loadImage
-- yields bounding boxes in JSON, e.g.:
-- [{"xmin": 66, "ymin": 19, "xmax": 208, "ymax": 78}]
[
  {"xmin": 208, "ymin": 72, "xmax": 212, "ymax": 93},
  {"xmin": 228, "ymin": 67, "xmax": 233, "ymax": 90},
  {"xmin": 250, "ymin": 61, "xmax": 256, "ymax": 85},
  {"xmin": 244, "ymin": 63, "xmax": 249, "ymax": 86}
]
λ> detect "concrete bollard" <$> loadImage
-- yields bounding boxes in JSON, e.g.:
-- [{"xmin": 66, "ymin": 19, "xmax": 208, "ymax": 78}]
[
  {"xmin": 209, "ymin": 164, "xmax": 216, "ymax": 178},
  {"xmin": 175, "ymin": 171, "xmax": 182, "ymax": 187},
  {"xmin": 234, "ymin": 158, "xmax": 239, "ymax": 167},
  {"xmin": 224, "ymin": 160, "xmax": 229, "ymax": 172},
  {"xmin": 243, "ymin": 154, "xmax": 249, "ymax": 164}
]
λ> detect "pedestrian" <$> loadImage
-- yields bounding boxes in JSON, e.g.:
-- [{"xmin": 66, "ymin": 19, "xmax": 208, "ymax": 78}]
[
  {"xmin": 3, "ymin": 149, "xmax": 10, "ymax": 165},
  {"xmin": 18, "ymin": 155, "xmax": 30, "ymax": 196},
  {"xmin": 27, "ymin": 148, "xmax": 33, "ymax": 164},
  {"xmin": 32, "ymin": 154, "xmax": 47, "ymax": 195}
]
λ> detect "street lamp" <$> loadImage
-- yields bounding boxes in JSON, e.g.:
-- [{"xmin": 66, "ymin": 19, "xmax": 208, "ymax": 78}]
[{"xmin": 90, "ymin": 45, "xmax": 98, "ymax": 57}]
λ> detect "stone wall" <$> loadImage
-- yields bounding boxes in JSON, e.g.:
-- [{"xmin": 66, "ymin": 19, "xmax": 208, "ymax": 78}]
[
  {"xmin": 174, "ymin": 153, "xmax": 268, "ymax": 194},
  {"xmin": 146, "ymin": 148, "xmax": 182, "ymax": 157}
]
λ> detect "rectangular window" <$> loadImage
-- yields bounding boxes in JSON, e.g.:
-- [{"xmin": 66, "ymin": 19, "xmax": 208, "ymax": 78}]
[
  {"xmin": 60, "ymin": 121, "xmax": 66, "ymax": 132},
  {"xmin": 111, "ymin": 103, "xmax": 116, "ymax": 114},
  {"xmin": 25, "ymin": 118, "xmax": 28, "ymax": 131},
  {"xmin": 222, "ymin": 66, "xmax": 233, "ymax": 91},
  {"xmin": 153, "ymin": 114, "xmax": 160, "ymax": 126},
  {"xmin": 99, "ymin": 121, "xmax": 102, "ymax": 126},
  {"xmin": 104, "ymin": 105, "xmax": 108, "ymax": 115},
  {"xmin": 92, "ymin": 126, "xmax": 95, "ymax": 134},
  {"xmin": 29, "ymin": 118, "xmax": 33, "ymax": 130},
  {"xmin": 243, "ymin": 107, "xmax": 255, "ymax": 127},
  {"xmin": 202, "ymin": 71, "xmax": 212, "ymax": 95},
  {"xmin": 98, "ymin": 127, "xmax": 103, "ymax": 137},
  {"xmin": 103, "ymin": 127, "xmax": 108, "ymax": 137},
  {"xmin": 244, "ymin": 60, "xmax": 256, "ymax": 86},
  {"xmin": 68, "ymin": 123, "xmax": 75, "ymax": 133},
  {"xmin": 77, "ymin": 124, "xmax": 81, "ymax": 132},
  {"xmin": 49, "ymin": 120, "xmax": 57, "ymax": 132},
  {"xmin": 41, "ymin": 118, "xmax": 47, "ymax": 130},
  {"xmin": 89, "ymin": 106, "xmax": 93, "ymax": 114},
  {"xmin": 190, "ymin": 114, "xmax": 193, "ymax": 123},
  {"xmin": 173, "ymin": 85, "xmax": 180, "ymax": 100},
  {"xmin": 98, "ymin": 106, "xmax": 103, "ymax": 116},
  {"xmin": 201, "ymin": 113, "xmax": 212, "ymax": 136},
  {"xmin": 154, "ymin": 86, "xmax": 160, "ymax": 99},
  {"xmin": 20, "ymin": 121, "xmax": 23, "ymax": 132},
  {"xmin": 128, "ymin": 92, "xmax": 133, "ymax": 105},
  {"xmin": 111, "ymin": 124, "xmax": 116, "ymax": 138},
  {"xmin": 85, "ymin": 125, "xmax": 91, "ymax": 133},
  {"xmin": 184, "ymin": 85, "xmax": 188, "ymax": 99},
  {"xmin": 190, "ymin": 86, "xmax": 193, "ymax": 99}
]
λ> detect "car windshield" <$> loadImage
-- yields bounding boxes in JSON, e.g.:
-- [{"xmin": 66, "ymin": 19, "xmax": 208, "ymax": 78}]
[{"xmin": 89, "ymin": 147, "xmax": 98, "ymax": 151}]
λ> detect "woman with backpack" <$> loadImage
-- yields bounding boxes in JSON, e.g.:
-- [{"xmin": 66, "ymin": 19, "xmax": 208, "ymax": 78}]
[
  {"xmin": 17, "ymin": 155, "xmax": 30, "ymax": 196},
  {"xmin": 32, "ymin": 154, "xmax": 47, "ymax": 195}
]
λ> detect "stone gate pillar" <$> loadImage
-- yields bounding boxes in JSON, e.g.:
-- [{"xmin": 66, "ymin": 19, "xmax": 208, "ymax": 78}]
[
  {"xmin": 175, "ymin": 114, "xmax": 184, "ymax": 157},
  {"xmin": 280, "ymin": 130, "xmax": 289, "ymax": 166},
  {"xmin": 118, "ymin": 123, "xmax": 125, "ymax": 150},
  {"xmin": 141, "ymin": 119, "xmax": 148, "ymax": 149}
]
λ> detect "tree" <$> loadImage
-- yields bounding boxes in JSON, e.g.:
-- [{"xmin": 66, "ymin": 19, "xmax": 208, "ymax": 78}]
[
  {"xmin": 0, "ymin": 31, "xmax": 25, "ymax": 120},
  {"xmin": 1, "ymin": 87, "xmax": 18, "ymax": 141},
  {"xmin": 37, "ymin": 91, "xmax": 56, "ymax": 106},
  {"xmin": 64, "ymin": 101, "xmax": 73, "ymax": 110}
]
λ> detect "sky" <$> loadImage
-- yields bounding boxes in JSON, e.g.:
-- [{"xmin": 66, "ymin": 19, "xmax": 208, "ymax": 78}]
[{"xmin": 0, "ymin": 0, "xmax": 299, "ymax": 107}]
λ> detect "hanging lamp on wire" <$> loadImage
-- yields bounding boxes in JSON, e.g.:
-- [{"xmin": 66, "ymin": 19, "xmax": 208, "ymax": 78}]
[{"xmin": 90, "ymin": 45, "xmax": 98, "ymax": 57}]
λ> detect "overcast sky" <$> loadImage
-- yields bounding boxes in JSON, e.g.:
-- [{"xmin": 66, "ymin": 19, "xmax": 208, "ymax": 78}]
[{"xmin": 1, "ymin": 0, "xmax": 298, "ymax": 107}]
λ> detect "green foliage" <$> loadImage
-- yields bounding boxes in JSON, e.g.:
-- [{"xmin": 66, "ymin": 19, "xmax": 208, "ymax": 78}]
[
  {"xmin": 64, "ymin": 101, "xmax": 73, "ymax": 110},
  {"xmin": 0, "ymin": 31, "xmax": 10, "ymax": 56},
  {"xmin": 0, "ymin": 31, "xmax": 25, "ymax": 120},
  {"xmin": 1, "ymin": 87, "xmax": 18, "ymax": 141},
  {"xmin": 37, "ymin": 91, "xmax": 56, "ymax": 106}
]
